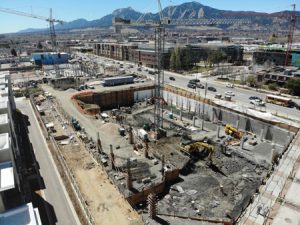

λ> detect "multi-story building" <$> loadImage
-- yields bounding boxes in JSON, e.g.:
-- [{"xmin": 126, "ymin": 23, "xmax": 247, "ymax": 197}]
[
  {"xmin": 0, "ymin": 71, "xmax": 41, "ymax": 224},
  {"xmin": 184, "ymin": 43, "xmax": 244, "ymax": 64},
  {"xmin": 31, "ymin": 52, "xmax": 70, "ymax": 65},
  {"xmin": 130, "ymin": 48, "xmax": 171, "ymax": 68},
  {"xmin": 256, "ymin": 66, "xmax": 300, "ymax": 83},
  {"xmin": 94, "ymin": 42, "xmax": 138, "ymax": 61},
  {"xmin": 93, "ymin": 41, "xmax": 243, "ymax": 69}
]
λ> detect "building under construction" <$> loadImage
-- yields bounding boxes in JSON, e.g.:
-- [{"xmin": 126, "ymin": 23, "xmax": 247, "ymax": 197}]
[{"xmin": 34, "ymin": 80, "xmax": 299, "ymax": 225}]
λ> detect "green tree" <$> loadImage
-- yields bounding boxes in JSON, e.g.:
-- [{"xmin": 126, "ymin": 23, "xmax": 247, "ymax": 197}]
[
  {"xmin": 181, "ymin": 47, "xmax": 192, "ymax": 70},
  {"xmin": 170, "ymin": 50, "xmax": 176, "ymax": 71},
  {"xmin": 11, "ymin": 48, "xmax": 17, "ymax": 57},
  {"xmin": 268, "ymin": 83, "xmax": 278, "ymax": 91},
  {"xmin": 174, "ymin": 47, "xmax": 181, "ymax": 71},
  {"xmin": 247, "ymin": 75, "xmax": 257, "ymax": 87},
  {"xmin": 37, "ymin": 42, "xmax": 43, "ymax": 49},
  {"xmin": 286, "ymin": 78, "xmax": 300, "ymax": 96},
  {"xmin": 207, "ymin": 49, "xmax": 226, "ymax": 67}
]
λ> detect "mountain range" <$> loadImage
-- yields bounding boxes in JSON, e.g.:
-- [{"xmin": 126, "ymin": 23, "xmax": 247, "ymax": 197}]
[{"xmin": 18, "ymin": 1, "xmax": 300, "ymax": 33}]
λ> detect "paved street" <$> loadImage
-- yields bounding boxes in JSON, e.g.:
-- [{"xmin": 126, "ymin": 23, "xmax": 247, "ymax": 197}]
[
  {"xmin": 16, "ymin": 98, "xmax": 80, "ymax": 225},
  {"xmin": 60, "ymin": 53, "xmax": 300, "ymax": 121}
]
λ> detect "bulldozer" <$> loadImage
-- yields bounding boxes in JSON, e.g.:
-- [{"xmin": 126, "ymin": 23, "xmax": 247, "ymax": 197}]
[{"xmin": 224, "ymin": 124, "xmax": 243, "ymax": 139}]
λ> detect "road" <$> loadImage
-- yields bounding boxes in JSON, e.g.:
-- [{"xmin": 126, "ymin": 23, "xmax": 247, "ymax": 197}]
[
  {"xmin": 16, "ymin": 98, "xmax": 81, "ymax": 225},
  {"xmin": 74, "ymin": 53, "xmax": 300, "ymax": 121},
  {"xmin": 162, "ymin": 71, "xmax": 300, "ymax": 120}
]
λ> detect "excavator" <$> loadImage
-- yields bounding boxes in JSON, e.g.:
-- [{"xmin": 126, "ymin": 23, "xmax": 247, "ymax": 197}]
[
  {"xmin": 180, "ymin": 141, "xmax": 227, "ymax": 175},
  {"xmin": 180, "ymin": 141, "xmax": 215, "ymax": 164},
  {"xmin": 224, "ymin": 124, "xmax": 243, "ymax": 139}
]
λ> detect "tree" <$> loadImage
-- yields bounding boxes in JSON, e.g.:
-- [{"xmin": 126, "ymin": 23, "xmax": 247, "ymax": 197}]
[
  {"xmin": 286, "ymin": 78, "xmax": 300, "ymax": 96},
  {"xmin": 247, "ymin": 75, "xmax": 257, "ymax": 87},
  {"xmin": 268, "ymin": 83, "xmax": 278, "ymax": 91},
  {"xmin": 181, "ymin": 47, "xmax": 192, "ymax": 70},
  {"xmin": 174, "ymin": 47, "xmax": 181, "ymax": 71},
  {"xmin": 207, "ymin": 49, "xmax": 226, "ymax": 67},
  {"xmin": 11, "ymin": 48, "xmax": 17, "ymax": 57},
  {"xmin": 170, "ymin": 50, "xmax": 176, "ymax": 71},
  {"xmin": 37, "ymin": 42, "xmax": 43, "ymax": 49}
]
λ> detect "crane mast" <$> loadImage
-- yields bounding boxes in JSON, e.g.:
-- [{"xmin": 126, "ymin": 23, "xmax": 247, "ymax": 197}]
[
  {"xmin": 154, "ymin": 0, "xmax": 165, "ymax": 137},
  {"xmin": 285, "ymin": 4, "xmax": 297, "ymax": 66},
  {"xmin": 112, "ymin": 0, "xmax": 250, "ymax": 138}
]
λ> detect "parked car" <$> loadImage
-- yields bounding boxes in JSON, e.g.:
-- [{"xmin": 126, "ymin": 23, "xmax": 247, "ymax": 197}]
[
  {"xmin": 189, "ymin": 79, "xmax": 200, "ymax": 84},
  {"xmin": 187, "ymin": 83, "xmax": 196, "ymax": 89},
  {"xmin": 226, "ymin": 83, "xmax": 234, "ymax": 88},
  {"xmin": 196, "ymin": 83, "xmax": 204, "ymax": 89},
  {"xmin": 225, "ymin": 91, "xmax": 235, "ymax": 96},
  {"xmin": 215, "ymin": 94, "xmax": 222, "ymax": 99},
  {"xmin": 208, "ymin": 86, "xmax": 217, "ymax": 92},
  {"xmin": 249, "ymin": 96, "xmax": 262, "ymax": 101},
  {"xmin": 169, "ymin": 76, "xmax": 175, "ymax": 81},
  {"xmin": 250, "ymin": 99, "xmax": 265, "ymax": 106}
]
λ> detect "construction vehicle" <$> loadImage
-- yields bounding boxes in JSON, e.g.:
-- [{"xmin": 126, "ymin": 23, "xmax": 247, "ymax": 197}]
[
  {"xmin": 71, "ymin": 117, "xmax": 81, "ymax": 131},
  {"xmin": 225, "ymin": 124, "xmax": 243, "ymax": 139},
  {"xmin": 181, "ymin": 141, "xmax": 215, "ymax": 163}
]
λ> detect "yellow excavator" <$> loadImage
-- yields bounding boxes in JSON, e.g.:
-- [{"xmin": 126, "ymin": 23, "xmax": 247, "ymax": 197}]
[
  {"xmin": 224, "ymin": 124, "xmax": 243, "ymax": 139},
  {"xmin": 181, "ymin": 141, "xmax": 215, "ymax": 163}
]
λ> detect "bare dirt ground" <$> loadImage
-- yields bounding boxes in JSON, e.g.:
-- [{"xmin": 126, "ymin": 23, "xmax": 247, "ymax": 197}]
[
  {"xmin": 61, "ymin": 144, "xmax": 141, "ymax": 225},
  {"xmin": 40, "ymin": 96, "xmax": 143, "ymax": 225}
]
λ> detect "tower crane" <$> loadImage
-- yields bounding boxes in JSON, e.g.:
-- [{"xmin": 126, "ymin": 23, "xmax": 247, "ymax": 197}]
[
  {"xmin": 0, "ymin": 7, "xmax": 64, "ymax": 51},
  {"xmin": 223, "ymin": 4, "xmax": 299, "ymax": 66}
]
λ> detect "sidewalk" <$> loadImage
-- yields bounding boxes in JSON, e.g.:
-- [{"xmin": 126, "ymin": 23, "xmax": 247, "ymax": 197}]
[{"xmin": 237, "ymin": 131, "xmax": 300, "ymax": 225}]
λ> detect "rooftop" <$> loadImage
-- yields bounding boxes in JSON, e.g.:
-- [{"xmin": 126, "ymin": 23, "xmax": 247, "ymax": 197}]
[
  {"xmin": 0, "ymin": 161, "xmax": 14, "ymax": 192},
  {"xmin": 0, "ymin": 202, "xmax": 41, "ymax": 225},
  {"xmin": 0, "ymin": 133, "xmax": 9, "ymax": 152}
]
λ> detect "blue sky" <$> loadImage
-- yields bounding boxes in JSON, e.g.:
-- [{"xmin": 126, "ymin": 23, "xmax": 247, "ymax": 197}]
[{"xmin": 0, "ymin": 0, "xmax": 296, "ymax": 33}]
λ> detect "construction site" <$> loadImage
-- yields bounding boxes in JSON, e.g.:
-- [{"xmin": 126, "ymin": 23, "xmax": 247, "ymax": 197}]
[{"xmin": 30, "ymin": 78, "xmax": 298, "ymax": 225}]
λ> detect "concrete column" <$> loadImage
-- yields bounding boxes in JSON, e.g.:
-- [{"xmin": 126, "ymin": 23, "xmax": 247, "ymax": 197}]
[
  {"xmin": 260, "ymin": 128, "xmax": 264, "ymax": 141},
  {"xmin": 126, "ymin": 159, "xmax": 132, "ymax": 190},
  {"xmin": 217, "ymin": 125, "xmax": 220, "ymax": 138},
  {"xmin": 97, "ymin": 132, "xmax": 102, "ymax": 154},
  {"xmin": 161, "ymin": 155, "xmax": 165, "ymax": 178},
  {"xmin": 236, "ymin": 118, "xmax": 239, "ymax": 130},
  {"xmin": 193, "ymin": 116, "xmax": 196, "ymax": 127},
  {"xmin": 240, "ymin": 137, "xmax": 245, "ymax": 149},
  {"xmin": 110, "ymin": 144, "xmax": 115, "ymax": 170},
  {"xmin": 129, "ymin": 126, "xmax": 134, "ymax": 144},
  {"xmin": 144, "ymin": 141, "xmax": 149, "ymax": 158}
]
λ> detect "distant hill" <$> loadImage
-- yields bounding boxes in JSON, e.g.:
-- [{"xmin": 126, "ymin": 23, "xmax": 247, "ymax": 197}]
[{"xmin": 17, "ymin": 1, "xmax": 300, "ymax": 33}]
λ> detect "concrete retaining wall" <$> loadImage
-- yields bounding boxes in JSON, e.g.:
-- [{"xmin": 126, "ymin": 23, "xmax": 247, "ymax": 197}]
[{"xmin": 164, "ymin": 90, "xmax": 295, "ymax": 146}]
